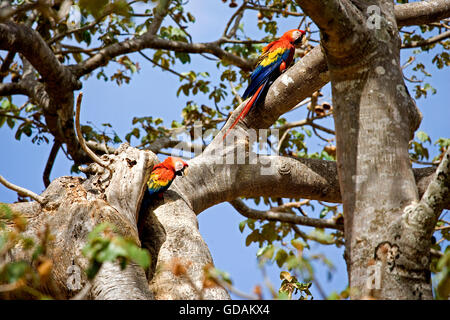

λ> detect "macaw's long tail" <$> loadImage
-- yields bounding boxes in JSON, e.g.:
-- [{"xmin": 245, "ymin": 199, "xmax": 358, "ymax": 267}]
[{"xmin": 222, "ymin": 81, "xmax": 267, "ymax": 140}]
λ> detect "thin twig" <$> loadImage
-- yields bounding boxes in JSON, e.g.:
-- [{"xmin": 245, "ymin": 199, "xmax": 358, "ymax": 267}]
[
  {"xmin": 312, "ymin": 277, "xmax": 327, "ymax": 300},
  {"xmin": 214, "ymin": 278, "xmax": 259, "ymax": 300},
  {"xmin": 277, "ymin": 128, "xmax": 291, "ymax": 154},
  {"xmin": 229, "ymin": 80, "xmax": 243, "ymax": 105},
  {"xmin": 223, "ymin": 1, "xmax": 248, "ymax": 38},
  {"xmin": 0, "ymin": 175, "xmax": 45, "ymax": 204},
  {"xmin": 138, "ymin": 51, "xmax": 190, "ymax": 81},
  {"xmin": 230, "ymin": 199, "xmax": 343, "ymax": 231},
  {"xmin": 75, "ymin": 92, "xmax": 110, "ymax": 169},
  {"xmin": 43, "ymin": 140, "xmax": 61, "ymax": 188},
  {"xmin": 291, "ymin": 224, "xmax": 309, "ymax": 243},
  {"xmin": 402, "ymin": 30, "xmax": 450, "ymax": 48}
]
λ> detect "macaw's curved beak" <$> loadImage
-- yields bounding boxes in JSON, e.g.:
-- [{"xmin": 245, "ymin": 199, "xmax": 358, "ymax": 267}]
[
  {"xmin": 294, "ymin": 34, "xmax": 304, "ymax": 45},
  {"xmin": 176, "ymin": 166, "xmax": 189, "ymax": 177}
]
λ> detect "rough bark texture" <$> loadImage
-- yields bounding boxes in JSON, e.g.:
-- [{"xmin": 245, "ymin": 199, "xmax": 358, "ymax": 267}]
[
  {"xmin": 4, "ymin": 144, "xmax": 158, "ymax": 299},
  {"xmin": 296, "ymin": 0, "xmax": 446, "ymax": 299},
  {"xmin": 3, "ymin": 141, "xmax": 441, "ymax": 299},
  {"xmin": 146, "ymin": 196, "xmax": 230, "ymax": 299}
]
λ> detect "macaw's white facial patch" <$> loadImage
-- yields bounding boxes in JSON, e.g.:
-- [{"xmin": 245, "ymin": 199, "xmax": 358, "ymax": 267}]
[{"xmin": 174, "ymin": 161, "xmax": 185, "ymax": 172}]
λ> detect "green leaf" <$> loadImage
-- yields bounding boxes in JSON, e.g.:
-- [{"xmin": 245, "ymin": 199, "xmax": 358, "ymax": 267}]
[
  {"xmin": 1, "ymin": 261, "xmax": 29, "ymax": 283},
  {"xmin": 175, "ymin": 52, "xmax": 191, "ymax": 64},
  {"xmin": 256, "ymin": 244, "xmax": 275, "ymax": 260},
  {"xmin": 124, "ymin": 242, "xmax": 151, "ymax": 269},
  {"xmin": 238, "ymin": 220, "xmax": 246, "ymax": 233},
  {"xmin": 6, "ymin": 117, "xmax": 15, "ymax": 129},
  {"xmin": 275, "ymin": 249, "xmax": 288, "ymax": 268},
  {"xmin": 416, "ymin": 131, "xmax": 431, "ymax": 144},
  {"xmin": 1, "ymin": 99, "xmax": 11, "ymax": 110}
]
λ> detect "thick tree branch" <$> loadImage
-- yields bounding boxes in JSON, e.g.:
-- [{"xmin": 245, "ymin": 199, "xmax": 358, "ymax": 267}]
[
  {"xmin": 295, "ymin": 0, "xmax": 363, "ymax": 35},
  {"xmin": 0, "ymin": 82, "xmax": 28, "ymax": 96},
  {"xmin": 0, "ymin": 22, "xmax": 80, "ymax": 94},
  {"xmin": 173, "ymin": 152, "xmax": 442, "ymax": 215},
  {"xmin": 72, "ymin": 35, "xmax": 253, "ymax": 77},
  {"xmin": 395, "ymin": 0, "xmax": 450, "ymax": 27}
]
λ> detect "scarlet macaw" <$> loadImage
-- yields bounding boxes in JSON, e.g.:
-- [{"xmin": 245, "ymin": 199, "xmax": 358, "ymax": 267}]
[
  {"xmin": 139, "ymin": 156, "xmax": 188, "ymax": 235},
  {"xmin": 223, "ymin": 29, "xmax": 305, "ymax": 139},
  {"xmin": 146, "ymin": 156, "xmax": 189, "ymax": 198}
]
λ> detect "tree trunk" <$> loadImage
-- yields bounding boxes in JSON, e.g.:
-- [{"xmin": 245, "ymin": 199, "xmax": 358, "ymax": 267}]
[{"xmin": 296, "ymin": 0, "xmax": 438, "ymax": 299}]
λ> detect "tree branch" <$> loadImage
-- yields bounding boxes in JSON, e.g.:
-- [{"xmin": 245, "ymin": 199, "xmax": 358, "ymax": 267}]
[
  {"xmin": 75, "ymin": 92, "xmax": 110, "ymax": 169},
  {"xmin": 402, "ymin": 29, "xmax": 450, "ymax": 48},
  {"xmin": 72, "ymin": 35, "xmax": 253, "ymax": 77},
  {"xmin": 43, "ymin": 140, "xmax": 61, "ymax": 188},
  {"xmin": 0, "ymin": 1, "xmax": 39, "ymax": 23},
  {"xmin": 395, "ymin": 0, "xmax": 450, "ymax": 27},
  {"xmin": 173, "ymin": 151, "xmax": 443, "ymax": 215},
  {"xmin": 295, "ymin": 0, "xmax": 363, "ymax": 36},
  {"xmin": 0, "ymin": 82, "xmax": 28, "ymax": 96},
  {"xmin": 230, "ymin": 198, "xmax": 343, "ymax": 230},
  {"xmin": 405, "ymin": 147, "xmax": 450, "ymax": 235},
  {"xmin": 0, "ymin": 22, "xmax": 80, "ymax": 93},
  {"xmin": 0, "ymin": 174, "xmax": 45, "ymax": 204},
  {"xmin": 147, "ymin": 0, "xmax": 172, "ymax": 35}
]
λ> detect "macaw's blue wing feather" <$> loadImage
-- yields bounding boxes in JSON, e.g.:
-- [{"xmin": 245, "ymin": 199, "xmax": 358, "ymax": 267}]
[
  {"xmin": 147, "ymin": 172, "xmax": 173, "ymax": 197},
  {"xmin": 242, "ymin": 61, "xmax": 280, "ymax": 100},
  {"xmin": 147, "ymin": 180, "xmax": 172, "ymax": 197},
  {"xmin": 242, "ymin": 48, "xmax": 291, "ymax": 100}
]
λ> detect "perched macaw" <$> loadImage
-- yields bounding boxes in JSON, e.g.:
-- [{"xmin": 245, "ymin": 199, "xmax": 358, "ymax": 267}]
[
  {"xmin": 138, "ymin": 156, "xmax": 188, "ymax": 235},
  {"xmin": 146, "ymin": 156, "xmax": 189, "ymax": 199},
  {"xmin": 223, "ymin": 29, "xmax": 305, "ymax": 139}
]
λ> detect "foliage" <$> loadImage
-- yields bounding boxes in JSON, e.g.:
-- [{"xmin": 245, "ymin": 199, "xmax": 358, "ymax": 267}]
[
  {"xmin": 0, "ymin": 204, "xmax": 150, "ymax": 298},
  {"xmin": 433, "ymin": 246, "xmax": 450, "ymax": 299},
  {"xmin": 278, "ymin": 271, "xmax": 312, "ymax": 300},
  {"xmin": 0, "ymin": 204, "xmax": 53, "ymax": 299},
  {"xmin": 82, "ymin": 222, "xmax": 151, "ymax": 279}
]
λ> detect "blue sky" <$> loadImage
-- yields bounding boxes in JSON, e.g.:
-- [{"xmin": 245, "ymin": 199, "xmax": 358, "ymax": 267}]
[{"xmin": 0, "ymin": 1, "xmax": 449, "ymax": 299}]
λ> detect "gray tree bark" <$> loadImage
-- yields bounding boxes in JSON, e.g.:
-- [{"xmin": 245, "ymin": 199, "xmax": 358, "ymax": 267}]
[
  {"xmin": 295, "ymin": 0, "xmax": 449, "ymax": 299},
  {"xmin": 1, "ymin": 0, "xmax": 449, "ymax": 300}
]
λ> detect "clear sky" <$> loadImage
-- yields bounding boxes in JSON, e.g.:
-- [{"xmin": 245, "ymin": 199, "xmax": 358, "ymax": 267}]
[{"xmin": 0, "ymin": 1, "xmax": 449, "ymax": 299}]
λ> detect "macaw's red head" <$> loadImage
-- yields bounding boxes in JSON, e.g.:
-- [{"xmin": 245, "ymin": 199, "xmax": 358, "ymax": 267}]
[
  {"xmin": 282, "ymin": 29, "xmax": 305, "ymax": 45},
  {"xmin": 163, "ymin": 156, "xmax": 189, "ymax": 176}
]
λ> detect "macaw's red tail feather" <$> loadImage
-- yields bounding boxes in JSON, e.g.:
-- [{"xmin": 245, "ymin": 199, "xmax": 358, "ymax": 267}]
[{"xmin": 222, "ymin": 83, "xmax": 265, "ymax": 140}]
